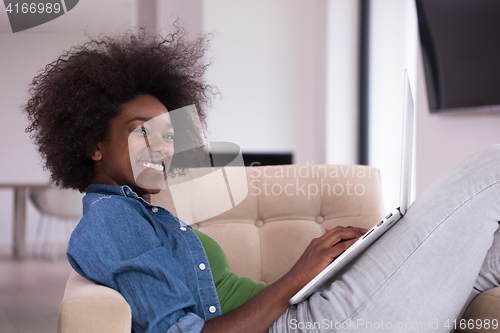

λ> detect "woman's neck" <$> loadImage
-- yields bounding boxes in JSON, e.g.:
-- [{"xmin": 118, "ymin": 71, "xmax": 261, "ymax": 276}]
[{"xmin": 141, "ymin": 193, "xmax": 152, "ymax": 203}]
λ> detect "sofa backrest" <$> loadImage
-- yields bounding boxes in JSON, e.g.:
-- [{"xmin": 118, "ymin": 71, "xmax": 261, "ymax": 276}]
[{"xmin": 152, "ymin": 164, "xmax": 384, "ymax": 285}]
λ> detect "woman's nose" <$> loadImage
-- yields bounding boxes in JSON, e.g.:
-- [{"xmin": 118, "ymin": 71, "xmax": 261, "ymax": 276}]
[{"xmin": 148, "ymin": 133, "xmax": 173, "ymax": 155}]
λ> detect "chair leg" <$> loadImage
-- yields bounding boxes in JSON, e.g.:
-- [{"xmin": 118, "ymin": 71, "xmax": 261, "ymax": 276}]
[
  {"xmin": 51, "ymin": 218, "xmax": 67, "ymax": 261},
  {"xmin": 63, "ymin": 219, "xmax": 76, "ymax": 255},
  {"xmin": 34, "ymin": 214, "xmax": 79, "ymax": 261},
  {"xmin": 41, "ymin": 216, "xmax": 54, "ymax": 261},
  {"xmin": 33, "ymin": 214, "xmax": 47, "ymax": 258}
]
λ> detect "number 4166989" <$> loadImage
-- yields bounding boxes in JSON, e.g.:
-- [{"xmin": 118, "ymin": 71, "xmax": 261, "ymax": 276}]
[
  {"xmin": 444, "ymin": 319, "xmax": 499, "ymax": 330},
  {"xmin": 5, "ymin": 2, "xmax": 62, "ymax": 14}
]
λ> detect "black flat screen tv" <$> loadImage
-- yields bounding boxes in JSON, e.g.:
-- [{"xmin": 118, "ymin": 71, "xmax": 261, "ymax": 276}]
[
  {"xmin": 416, "ymin": 0, "xmax": 500, "ymax": 112},
  {"xmin": 209, "ymin": 152, "xmax": 293, "ymax": 167}
]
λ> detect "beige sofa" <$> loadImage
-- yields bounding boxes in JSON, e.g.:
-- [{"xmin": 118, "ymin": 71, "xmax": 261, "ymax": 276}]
[{"xmin": 58, "ymin": 165, "xmax": 499, "ymax": 333}]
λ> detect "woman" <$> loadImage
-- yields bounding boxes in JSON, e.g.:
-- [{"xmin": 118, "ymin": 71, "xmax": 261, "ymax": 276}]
[{"xmin": 24, "ymin": 31, "xmax": 500, "ymax": 333}]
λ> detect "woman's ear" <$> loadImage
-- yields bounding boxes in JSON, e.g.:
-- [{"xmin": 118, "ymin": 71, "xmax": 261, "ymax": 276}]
[{"xmin": 91, "ymin": 144, "xmax": 103, "ymax": 161}]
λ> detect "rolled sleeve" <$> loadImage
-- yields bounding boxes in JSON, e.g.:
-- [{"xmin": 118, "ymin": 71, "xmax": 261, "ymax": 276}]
[{"xmin": 166, "ymin": 313, "xmax": 205, "ymax": 333}]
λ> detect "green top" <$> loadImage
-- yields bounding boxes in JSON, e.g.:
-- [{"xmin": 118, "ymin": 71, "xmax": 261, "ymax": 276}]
[{"xmin": 193, "ymin": 229, "xmax": 266, "ymax": 314}]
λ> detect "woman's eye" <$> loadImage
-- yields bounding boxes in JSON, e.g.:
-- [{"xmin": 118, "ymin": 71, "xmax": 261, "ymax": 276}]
[
  {"xmin": 163, "ymin": 134, "xmax": 174, "ymax": 141},
  {"xmin": 133, "ymin": 127, "xmax": 147, "ymax": 135}
]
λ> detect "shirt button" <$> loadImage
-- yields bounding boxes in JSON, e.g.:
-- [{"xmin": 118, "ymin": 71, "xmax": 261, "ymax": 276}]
[
  {"xmin": 180, "ymin": 227, "xmax": 186, "ymax": 231},
  {"xmin": 199, "ymin": 263, "xmax": 206, "ymax": 270},
  {"xmin": 209, "ymin": 306, "xmax": 216, "ymax": 313},
  {"xmin": 125, "ymin": 189, "xmax": 131, "ymax": 196},
  {"xmin": 151, "ymin": 207, "xmax": 158, "ymax": 213}
]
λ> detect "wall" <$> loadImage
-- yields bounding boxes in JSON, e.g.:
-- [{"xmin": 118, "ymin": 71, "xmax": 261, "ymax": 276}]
[
  {"xmin": 415, "ymin": 46, "xmax": 500, "ymax": 196},
  {"xmin": 160, "ymin": 0, "xmax": 329, "ymax": 165},
  {"xmin": 325, "ymin": 0, "xmax": 360, "ymax": 165},
  {"xmin": 146, "ymin": 0, "xmax": 360, "ymax": 166},
  {"xmin": 367, "ymin": 0, "xmax": 418, "ymax": 212},
  {"xmin": 366, "ymin": 0, "xmax": 500, "ymax": 207}
]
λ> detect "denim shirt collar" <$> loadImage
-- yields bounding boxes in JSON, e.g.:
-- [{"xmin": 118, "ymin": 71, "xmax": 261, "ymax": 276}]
[
  {"xmin": 86, "ymin": 183, "xmax": 156, "ymax": 210},
  {"xmin": 87, "ymin": 183, "xmax": 138, "ymax": 198},
  {"xmin": 84, "ymin": 183, "xmax": 190, "ymax": 230}
]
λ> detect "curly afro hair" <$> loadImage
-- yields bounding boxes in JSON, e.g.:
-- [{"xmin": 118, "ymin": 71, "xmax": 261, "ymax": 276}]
[{"xmin": 24, "ymin": 30, "xmax": 215, "ymax": 192}]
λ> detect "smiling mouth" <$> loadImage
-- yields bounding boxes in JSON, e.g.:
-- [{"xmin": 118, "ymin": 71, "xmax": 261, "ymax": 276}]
[{"xmin": 140, "ymin": 161, "xmax": 164, "ymax": 172}]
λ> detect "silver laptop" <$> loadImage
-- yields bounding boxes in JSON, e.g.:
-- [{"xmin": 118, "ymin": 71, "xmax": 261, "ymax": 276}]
[{"xmin": 290, "ymin": 70, "xmax": 415, "ymax": 304}]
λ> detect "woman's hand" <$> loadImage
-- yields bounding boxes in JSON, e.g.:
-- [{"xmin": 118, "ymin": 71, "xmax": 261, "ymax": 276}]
[
  {"xmin": 284, "ymin": 226, "xmax": 368, "ymax": 291},
  {"xmin": 202, "ymin": 225, "xmax": 368, "ymax": 333}
]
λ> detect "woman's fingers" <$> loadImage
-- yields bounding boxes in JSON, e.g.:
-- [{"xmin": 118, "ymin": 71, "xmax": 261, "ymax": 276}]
[
  {"xmin": 320, "ymin": 226, "xmax": 365, "ymax": 248},
  {"xmin": 288, "ymin": 226, "xmax": 369, "ymax": 288},
  {"xmin": 325, "ymin": 225, "xmax": 369, "ymax": 235},
  {"xmin": 327, "ymin": 237, "xmax": 359, "ymax": 259}
]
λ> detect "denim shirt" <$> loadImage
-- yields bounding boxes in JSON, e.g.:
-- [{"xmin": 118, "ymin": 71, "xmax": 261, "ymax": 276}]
[{"xmin": 67, "ymin": 184, "xmax": 222, "ymax": 333}]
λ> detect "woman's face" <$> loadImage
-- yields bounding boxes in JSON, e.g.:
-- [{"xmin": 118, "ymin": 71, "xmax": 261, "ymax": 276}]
[{"xmin": 91, "ymin": 94, "xmax": 174, "ymax": 198}]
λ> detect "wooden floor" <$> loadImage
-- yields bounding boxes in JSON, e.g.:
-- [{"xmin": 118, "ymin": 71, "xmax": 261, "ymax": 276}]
[{"xmin": 0, "ymin": 247, "xmax": 72, "ymax": 333}]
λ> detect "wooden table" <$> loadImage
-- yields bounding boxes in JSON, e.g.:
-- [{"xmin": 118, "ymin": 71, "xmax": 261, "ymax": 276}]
[{"xmin": 0, "ymin": 183, "xmax": 49, "ymax": 260}]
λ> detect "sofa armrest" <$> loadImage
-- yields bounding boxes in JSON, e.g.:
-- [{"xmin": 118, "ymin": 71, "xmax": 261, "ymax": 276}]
[
  {"xmin": 457, "ymin": 287, "xmax": 500, "ymax": 333},
  {"xmin": 58, "ymin": 270, "xmax": 131, "ymax": 333}
]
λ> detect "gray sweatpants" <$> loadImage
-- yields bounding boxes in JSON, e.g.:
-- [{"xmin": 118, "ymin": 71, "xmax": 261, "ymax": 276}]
[{"xmin": 270, "ymin": 144, "xmax": 500, "ymax": 333}]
